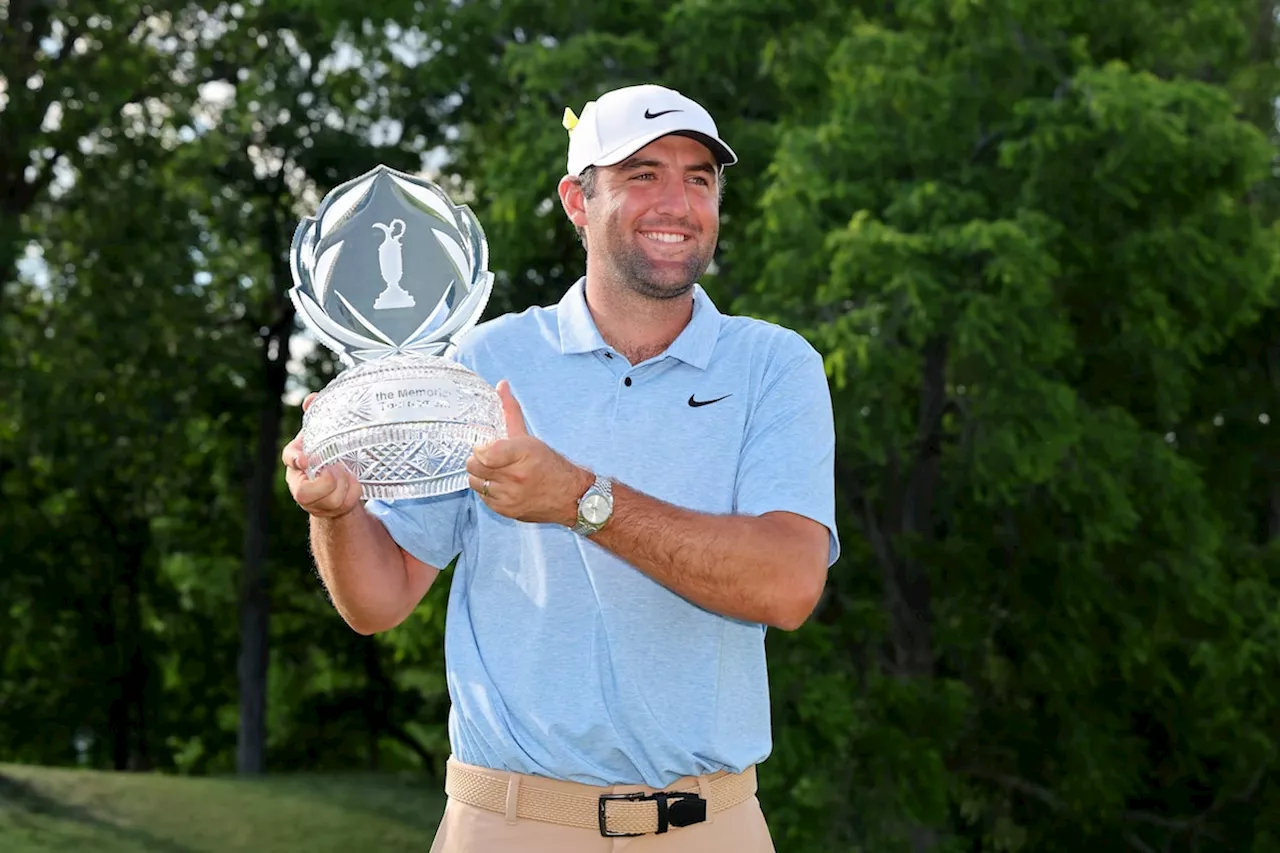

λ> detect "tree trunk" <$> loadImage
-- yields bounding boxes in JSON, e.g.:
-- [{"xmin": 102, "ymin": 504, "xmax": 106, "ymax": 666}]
[
  {"xmin": 120, "ymin": 531, "xmax": 153, "ymax": 772},
  {"xmin": 106, "ymin": 573, "xmax": 129, "ymax": 771},
  {"xmin": 1269, "ymin": 481, "xmax": 1280, "ymax": 543},
  {"xmin": 89, "ymin": 491, "xmax": 153, "ymax": 772},
  {"xmin": 889, "ymin": 336, "xmax": 947, "ymax": 679},
  {"xmin": 846, "ymin": 338, "xmax": 950, "ymax": 852},
  {"xmin": 363, "ymin": 639, "xmax": 385, "ymax": 772},
  {"xmin": 235, "ymin": 329, "xmax": 290, "ymax": 775},
  {"xmin": 0, "ymin": 209, "xmax": 20, "ymax": 322}
]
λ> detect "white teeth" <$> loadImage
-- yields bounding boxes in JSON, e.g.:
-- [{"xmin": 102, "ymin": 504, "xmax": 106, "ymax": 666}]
[{"xmin": 641, "ymin": 232, "xmax": 687, "ymax": 243}]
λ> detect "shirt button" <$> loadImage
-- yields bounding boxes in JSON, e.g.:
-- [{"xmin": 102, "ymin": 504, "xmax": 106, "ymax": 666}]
[{"xmin": 624, "ymin": 377, "xmax": 632, "ymax": 387}]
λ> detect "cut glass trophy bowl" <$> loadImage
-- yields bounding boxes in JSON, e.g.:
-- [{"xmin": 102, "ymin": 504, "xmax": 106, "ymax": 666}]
[{"xmin": 289, "ymin": 165, "xmax": 505, "ymax": 501}]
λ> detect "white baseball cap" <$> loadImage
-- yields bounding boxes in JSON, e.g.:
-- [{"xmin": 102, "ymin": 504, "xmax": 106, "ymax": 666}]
[{"xmin": 563, "ymin": 84, "xmax": 738, "ymax": 178}]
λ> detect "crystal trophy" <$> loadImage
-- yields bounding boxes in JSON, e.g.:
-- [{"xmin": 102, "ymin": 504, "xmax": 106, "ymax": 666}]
[{"xmin": 289, "ymin": 165, "xmax": 505, "ymax": 501}]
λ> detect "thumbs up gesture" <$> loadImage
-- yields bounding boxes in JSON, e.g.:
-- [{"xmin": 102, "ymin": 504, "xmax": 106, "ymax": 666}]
[
  {"xmin": 496, "ymin": 379, "xmax": 528, "ymax": 439},
  {"xmin": 466, "ymin": 380, "xmax": 594, "ymax": 526}
]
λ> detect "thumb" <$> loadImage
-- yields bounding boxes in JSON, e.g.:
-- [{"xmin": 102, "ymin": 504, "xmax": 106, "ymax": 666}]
[{"xmin": 496, "ymin": 379, "xmax": 528, "ymax": 437}]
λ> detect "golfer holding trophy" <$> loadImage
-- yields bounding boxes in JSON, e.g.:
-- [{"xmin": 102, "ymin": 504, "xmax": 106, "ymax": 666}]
[{"xmin": 283, "ymin": 83, "xmax": 839, "ymax": 852}]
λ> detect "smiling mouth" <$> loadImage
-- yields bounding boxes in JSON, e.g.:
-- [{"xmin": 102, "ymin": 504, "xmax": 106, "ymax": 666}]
[{"xmin": 640, "ymin": 231, "xmax": 690, "ymax": 244}]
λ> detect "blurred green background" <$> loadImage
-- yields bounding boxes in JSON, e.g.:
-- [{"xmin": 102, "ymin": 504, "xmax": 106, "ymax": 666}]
[{"xmin": 4, "ymin": 0, "xmax": 1280, "ymax": 851}]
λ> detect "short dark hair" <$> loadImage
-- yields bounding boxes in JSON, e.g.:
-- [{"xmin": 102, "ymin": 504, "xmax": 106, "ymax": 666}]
[{"xmin": 569, "ymin": 163, "xmax": 726, "ymax": 251}]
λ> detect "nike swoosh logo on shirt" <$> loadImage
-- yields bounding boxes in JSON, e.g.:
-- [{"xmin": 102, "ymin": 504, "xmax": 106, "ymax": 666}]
[{"xmin": 688, "ymin": 394, "xmax": 731, "ymax": 408}]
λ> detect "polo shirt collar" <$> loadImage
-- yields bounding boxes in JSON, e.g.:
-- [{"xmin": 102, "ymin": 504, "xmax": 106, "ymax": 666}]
[
  {"xmin": 557, "ymin": 278, "xmax": 609, "ymax": 356},
  {"xmin": 664, "ymin": 285, "xmax": 722, "ymax": 370},
  {"xmin": 556, "ymin": 277, "xmax": 723, "ymax": 370}
]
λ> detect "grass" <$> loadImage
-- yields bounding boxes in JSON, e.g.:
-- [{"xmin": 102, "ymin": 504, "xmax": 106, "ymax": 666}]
[{"xmin": 0, "ymin": 762, "xmax": 446, "ymax": 852}]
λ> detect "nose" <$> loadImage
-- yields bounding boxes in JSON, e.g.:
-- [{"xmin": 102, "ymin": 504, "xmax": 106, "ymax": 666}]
[{"xmin": 652, "ymin": 173, "xmax": 692, "ymax": 217}]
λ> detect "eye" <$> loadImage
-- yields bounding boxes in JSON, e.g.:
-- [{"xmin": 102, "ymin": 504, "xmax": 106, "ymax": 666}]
[
  {"xmin": 688, "ymin": 175, "xmax": 710, "ymax": 186},
  {"xmin": 632, "ymin": 172, "xmax": 656, "ymax": 181}
]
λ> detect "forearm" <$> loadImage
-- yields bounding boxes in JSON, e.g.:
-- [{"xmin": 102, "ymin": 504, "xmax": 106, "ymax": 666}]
[
  {"xmin": 309, "ymin": 507, "xmax": 424, "ymax": 634},
  {"xmin": 588, "ymin": 480, "xmax": 827, "ymax": 631}
]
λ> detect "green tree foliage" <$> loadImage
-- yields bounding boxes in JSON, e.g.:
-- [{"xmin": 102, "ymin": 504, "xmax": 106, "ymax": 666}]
[
  {"xmin": 744, "ymin": 2, "xmax": 1280, "ymax": 851},
  {"xmin": 0, "ymin": 0, "xmax": 231, "ymax": 319},
  {"xmin": 0, "ymin": 133, "xmax": 248, "ymax": 770}
]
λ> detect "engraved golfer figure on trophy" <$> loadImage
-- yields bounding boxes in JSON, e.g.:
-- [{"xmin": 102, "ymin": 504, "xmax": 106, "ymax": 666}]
[
  {"xmin": 372, "ymin": 219, "xmax": 415, "ymax": 310},
  {"xmin": 289, "ymin": 165, "xmax": 505, "ymax": 501}
]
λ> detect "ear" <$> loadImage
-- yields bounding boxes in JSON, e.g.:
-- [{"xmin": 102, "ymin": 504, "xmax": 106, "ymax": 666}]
[{"xmin": 558, "ymin": 175, "xmax": 588, "ymax": 231}]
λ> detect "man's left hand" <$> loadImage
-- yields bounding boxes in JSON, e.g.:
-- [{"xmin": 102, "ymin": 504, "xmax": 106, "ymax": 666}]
[{"xmin": 466, "ymin": 380, "xmax": 592, "ymax": 526}]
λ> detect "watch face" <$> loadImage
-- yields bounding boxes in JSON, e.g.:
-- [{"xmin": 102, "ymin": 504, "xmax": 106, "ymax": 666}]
[{"xmin": 582, "ymin": 493, "xmax": 610, "ymax": 525}]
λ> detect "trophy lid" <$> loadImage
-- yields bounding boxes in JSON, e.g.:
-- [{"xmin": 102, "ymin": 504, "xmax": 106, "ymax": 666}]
[{"xmin": 289, "ymin": 165, "xmax": 493, "ymax": 366}]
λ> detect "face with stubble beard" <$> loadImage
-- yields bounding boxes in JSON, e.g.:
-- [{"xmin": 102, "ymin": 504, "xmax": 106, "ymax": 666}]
[{"xmin": 583, "ymin": 134, "xmax": 721, "ymax": 300}]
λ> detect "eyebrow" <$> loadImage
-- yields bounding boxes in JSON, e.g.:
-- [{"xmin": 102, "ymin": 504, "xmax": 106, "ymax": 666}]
[{"xmin": 617, "ymin": 157, "xmax": 718, "ymax": 175}]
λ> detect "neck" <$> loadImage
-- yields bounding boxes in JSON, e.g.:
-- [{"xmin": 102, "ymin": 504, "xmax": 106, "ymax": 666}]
[{"xmin": 582, "ymin": 271, "xmax": 694, "ymax": 364}]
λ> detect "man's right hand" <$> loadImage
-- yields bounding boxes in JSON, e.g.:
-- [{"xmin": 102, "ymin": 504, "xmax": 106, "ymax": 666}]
[{"xmin": 283, "ymin": 392, "xmax": 364, "ymax": 518}]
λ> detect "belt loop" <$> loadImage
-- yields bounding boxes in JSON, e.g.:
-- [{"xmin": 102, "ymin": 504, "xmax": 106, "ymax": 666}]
[
  {"xmin": 504, "ymin": 774, "xmax": 521, "ymax": 825},
  {"xmin": 697, "ymin": 775, "xmax": 715, "ymax": 826}
]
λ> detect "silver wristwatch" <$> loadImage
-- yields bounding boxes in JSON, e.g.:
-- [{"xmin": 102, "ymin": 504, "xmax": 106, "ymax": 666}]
[{"xmin": 572, "ymin": 474, "xmax": 614, "ymax": 537}]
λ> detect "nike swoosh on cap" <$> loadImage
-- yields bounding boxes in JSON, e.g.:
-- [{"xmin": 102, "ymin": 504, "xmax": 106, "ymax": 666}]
[{"xmin": 644, "ymin": 108, "xmax": 683, "ymax": 119}]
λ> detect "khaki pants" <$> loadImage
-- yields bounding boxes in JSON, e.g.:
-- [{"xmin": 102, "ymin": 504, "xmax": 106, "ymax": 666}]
[{"xmin": 429, "ymin": 759, "xmax": 777, "ymax": 853}]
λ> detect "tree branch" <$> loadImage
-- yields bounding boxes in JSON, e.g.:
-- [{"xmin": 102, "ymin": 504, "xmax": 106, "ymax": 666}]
[
  {"xmin": 1126, "ymin": 833, "xmax": 1158, "ymax": 853},
  {"xmin": 838, "ymin": 461, "xmax": 899, "ymax": 571},
  {"xmin": 383, "ymin": 720, "xmax": 435, "ymax": 768},
  {"xmin": 970, "ymin": 126, "xmax": 1005, "ymax": 164},
  {"xmin": 967, "ymin": 764, "xmax": 1263, "ymax": 849},
  {"xmin": 965, "ymin": 768, "xmax": 1067, "ymax": 811},
  {"xmin": 85, "ymin": 489, "xmax": 127, "ymax": 552}
]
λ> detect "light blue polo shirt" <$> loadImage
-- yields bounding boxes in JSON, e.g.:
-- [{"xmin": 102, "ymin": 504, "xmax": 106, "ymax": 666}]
[{"xmin": 366, "ymin": 278, "xmax": 839, "ymax": 788}]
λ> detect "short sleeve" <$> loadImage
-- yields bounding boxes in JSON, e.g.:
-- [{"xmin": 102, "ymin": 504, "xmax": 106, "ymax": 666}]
[
  {"xmin": 366, "ymin": 491, "xmax": 472, "ymax": 569},
  {"xmin": 733, "ymin": 345, "xmax": 840, "ymax": 566}
]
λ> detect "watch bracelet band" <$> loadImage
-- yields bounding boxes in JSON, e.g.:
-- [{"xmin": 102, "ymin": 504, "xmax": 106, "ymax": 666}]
[
  {"xmin": 595, "ymin": 475, "xmax": 614, "ymax": 501},
  {"xmin": 572, "ymin": 474, "xmax": 613, "ymax": 536}
]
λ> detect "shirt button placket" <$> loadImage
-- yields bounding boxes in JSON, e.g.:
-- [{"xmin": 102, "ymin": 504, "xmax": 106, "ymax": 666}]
[{"xmin": 612, "ymin": 371, "xmax": 634, "ymax": 434}]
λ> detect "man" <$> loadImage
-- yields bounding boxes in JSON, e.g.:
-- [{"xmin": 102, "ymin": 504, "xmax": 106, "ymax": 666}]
[{"xmin": 283, "ymin": 83, "xmax": 839, "ymax": 852}]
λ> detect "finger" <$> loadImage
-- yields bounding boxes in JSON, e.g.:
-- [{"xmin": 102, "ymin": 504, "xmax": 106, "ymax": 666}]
[
  {"xmin": 282, "ymin": 436, "xmax": 308, "ymax": 471},
  {"xmin": 307, "ymin": 466, "xmax": 358, "ymax": 516},
  {"xmin": 465, "ymin": 454, "xmax": 499, "ymax": 480},
  {"xmin": 293, "ymin": 465, "xmax": 337, "ymax": 502},
  {"xmin": 467, "ymin": 473, "xmax": 495, "ymax": 500},
  {"xmin": 285, "ymin": 465, "xmax": 308, "ymax": 495},
  {"xmin": 302, "ymin": 391, "xmax": 319, "ymax": 412},
  {"xmin": 472, "ymin": 439, "xmax": 516, "ymax": 469},
  {"xmin": 496, "ymin": 380, "xmax": 528, "ymax": 438},
  {"xmin": 321, "ymin": 467, "xmax": 354, "ymax": 514},
  {"xmin": 336, "ymin": 463, "xmax": 364, "ymax": 504}
]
